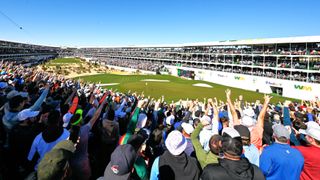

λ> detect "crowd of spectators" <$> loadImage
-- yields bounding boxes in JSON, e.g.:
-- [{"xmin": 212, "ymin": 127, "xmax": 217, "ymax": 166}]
[
  {"xmin": 0, "ymin": 60, "xmax": 320, "ymax": 180},
  {"xmin": 87, "ymin": 49, "xmax": 318, "ymax": 71},
  {"xmin": 99, "ymin": 58, "xmax": 168, "ymax": 72},
  {"xmin": 95, "ymin": 57, "xmax": 320, "ymax": 83}
]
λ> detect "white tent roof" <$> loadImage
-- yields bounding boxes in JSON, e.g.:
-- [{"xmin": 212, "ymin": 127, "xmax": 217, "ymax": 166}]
[{"xmin": 80, "ymin": 35, "xmax": 320, "ymax": 48}]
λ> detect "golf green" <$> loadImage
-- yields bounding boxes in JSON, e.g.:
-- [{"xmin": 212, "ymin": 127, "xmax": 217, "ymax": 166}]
[{"xmin": 78, "ymin": 73, "xmax": 295, "ymax": 103}]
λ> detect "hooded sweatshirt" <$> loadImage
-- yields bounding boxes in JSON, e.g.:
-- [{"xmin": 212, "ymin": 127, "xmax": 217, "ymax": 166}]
[
  {"xmin": 201, "ymin": 158, "xmax": 265, "ymax": 180},
  {"xmin": 150, "ymin": 151, "xmax": 201, "ymax": 180}
]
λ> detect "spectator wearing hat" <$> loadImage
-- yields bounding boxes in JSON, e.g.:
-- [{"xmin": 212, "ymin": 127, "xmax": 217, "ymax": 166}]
[
  {"xmin": 201, "ymin": 128, "xmax": 264, "ymax": 180},
  {"xmin": 37, "ymin": 140, "xmax": 77, "ymax": 180},
  {"xmin": 99, "ymin": 144, "xmax": 137, "ymax": 180},
  {"xmin": 181, "ymin": 122, "xmax": 195, "ymax": 156},
  {"xmin": 150, "ymin": 130, "xmax": 201, "ymax": 180},
  {"xmin": 27, "ymin": 110, "xmax": 70, "ymax": 170},
  {"xmin": 294, "ymin": 121, "xmax": 320, "ymax": 180},
  {"xmin": 162, "ymin": 113, "xmax": 175, "ymax": 141},
  {"xmin": 199, "ymin": 114, "xmax": 214, "ymax": 152},
  {"xmin": 2, "ymin": 95, "xmax": 26, "ymax": 132},
  {"xmin": 2, "ymin": 84, "xmax": 48, "ymax": 133},
  {"xmin": 260, "ymin": 124, "xmax": 304, "ymax": 180},
  {"xmin": 8, "ymin": 109, "xmax": 43, "ymax": 178},
  {"xmin": 191, "ymin": 119, "xmax": 221, "ymax": 169},
  {"xmin": 234, "ymin": 125, "xmax": 260, "ymax": 166}
]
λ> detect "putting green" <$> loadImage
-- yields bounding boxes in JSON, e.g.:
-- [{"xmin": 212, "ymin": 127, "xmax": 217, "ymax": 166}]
[{"xmin": 78, "ymin": 73, "xmax": 295, "ymax": 103}]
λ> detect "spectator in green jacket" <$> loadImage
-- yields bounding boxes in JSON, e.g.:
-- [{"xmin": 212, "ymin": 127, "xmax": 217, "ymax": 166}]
[{"xmin": 191, "ymin": 99, "xmax": 222, "ymax": 169}]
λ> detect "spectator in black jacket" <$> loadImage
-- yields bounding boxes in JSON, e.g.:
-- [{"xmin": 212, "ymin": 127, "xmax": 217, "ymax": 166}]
[{"xmin": 201, "ymin": 128, "xmax": 265, "ymax": 180}]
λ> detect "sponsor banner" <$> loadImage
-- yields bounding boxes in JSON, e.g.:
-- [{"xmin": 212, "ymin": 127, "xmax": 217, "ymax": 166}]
[{"xmin": 294, "ymin": 84, "xmax": 312, "ymax": 91}]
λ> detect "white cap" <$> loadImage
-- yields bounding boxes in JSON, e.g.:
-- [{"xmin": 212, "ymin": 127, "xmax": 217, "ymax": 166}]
[
  {"xmin": 166, "ymin": 115, "xmax": 175, "ymax": 126},
  {"xmin": 201, "ymin": 115, "xmax": 212, "ymax": 124},
  {"xmin": 18, "ymin": 109, "xmax": 39, "ymax": 121},
  {"xmin": 136, "ymin": 113, "xmax": 147, "ymax": 129},
  {"xmin": 165, "ymin": 130, "xmax": 187, "ymax": 156},
  {"xmin": 200, "ymin": 115, "xmax": 212, "ymax": 130},
  {"xmin": 222, "ymin": 127, "xmax": 241, "ymax": 138},
  {"xmin": 243, "ymin": 108, "xmax": 255, "ymax": 117},
  {"xmin": 181, "ymin": 122, "xmax": 194, "ymax": 135},
  {"xmin": 299, "ymin": 121, "xmax": 320, "ymax": 141},
  {"xmin": 63, "ymin": 112, "xmax": 73, "ymax": 128},
  {"xmin": 273, "ymin": 114, "xmax": 280, "ymax": 121}
]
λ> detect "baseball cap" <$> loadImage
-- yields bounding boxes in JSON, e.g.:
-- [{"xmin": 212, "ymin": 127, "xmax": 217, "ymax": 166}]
[
  {"xmin": 103, "ymin": 144, "xmax": 137, "ymax": 180},
  {"xmin": 272, "ymin": 124, "xmax": 290, "ymax": 139},
  {"xmin": 127, "ymin": 132, "xmax": 148, "ymax": 151},
  {"xmin": 17, "ymin": 109, "xmax": 39, "ymax": 121},
  {"xmin": 181, "ymin": 122, "xmax": 194, "ymax": 135},
  {"xmin": 221, "ymin": 127, "xmax": 243, "ymax": 157},
  {"xmin": 0, "ymin": 82, "xmax": 8, "ymax": 89},
  {"xmin": 165, "ymin": 130, "xmax": 187, "ymax": 156},
  {"xmin": 273, "ymin": 114, "xmax": 280, "ymax": 122},
  {"xmin": 243, "ymin": 108, "xmax": 255, "ymax": 117},
  {"xmin": 37, "ymin": 140, "xmax": 76, "ymax": 180},
  {"xmin": 166, "ymin": 115, "xmax": 175, "ymax": 126},
  {"xmin": 222, "ymin": 127, "xmax": 241, "ymax": 138},
  {"xmin": 201, "ymin": 115, "xmax": 212, "ymax": 130},
  {"xmin": 234, "ymin": 125, "xmax": 250, "ymax": 140},
  {"xmin": 63, "ymin": 112, "xmax": 73, "ymax": 128},
  {"xmin": 299, "ymin": 121, "xmax": 320, "ymax": 141}
]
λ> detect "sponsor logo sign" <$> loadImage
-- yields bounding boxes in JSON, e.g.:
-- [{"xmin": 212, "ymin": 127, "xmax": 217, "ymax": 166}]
[
  {"xmin": 234, "ymin": 76, "xmax": 245, "ymax": 80},
  {"xmin": 294, "ymin": 84, "xmax": 312, "ymax": 91},
  {"xmin": 265, "ymin": 81, "xmax": 282, "ymax": 87},
  {"xmin": 217, "ymin": 74, "xmax": 228, "ymax": 78}
]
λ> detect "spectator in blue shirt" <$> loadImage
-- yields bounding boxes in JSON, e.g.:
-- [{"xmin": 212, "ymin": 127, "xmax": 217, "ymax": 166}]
[
  {"xmin": 260, "ymin": 124, "xmax": 304, "ymax": 180},
  {"xmin": 234, "ymin": 125, "xmax": 260, "ymax": 167}
]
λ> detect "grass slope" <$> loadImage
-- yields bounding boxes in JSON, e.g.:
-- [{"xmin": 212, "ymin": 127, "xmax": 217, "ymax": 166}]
[
  {"xmin": 50, "ymin": 58, "xmax": 81, "ymax": 64},
  {"xmin": 79, "ymin": 73, "xmax": 295, "ymax": 103}
]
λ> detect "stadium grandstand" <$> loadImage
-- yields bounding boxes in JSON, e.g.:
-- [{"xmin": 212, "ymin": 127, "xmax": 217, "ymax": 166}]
[
  {"xmin": 75, "ymin": 36, "xmax": 320, "ymax": 100},
  {"xmin": 0, "ymin": 40, "xmax": 59, "ymax": 66}
]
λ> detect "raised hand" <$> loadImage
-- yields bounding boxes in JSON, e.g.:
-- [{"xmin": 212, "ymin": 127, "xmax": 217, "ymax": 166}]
[
  {"xmin": 283, "ymin": 100, "xmax": 291, "ymax": 107},
  {"xmin": 137, "ymin": 99, "xmax": 147, "ymax": 108},
  {"xmin": 263, "ymin": 94, "xmax": 273, "ymax": 104},
  {"xmin": 225, "ymin": 89, "xmax": 231, "ymax": 100}
]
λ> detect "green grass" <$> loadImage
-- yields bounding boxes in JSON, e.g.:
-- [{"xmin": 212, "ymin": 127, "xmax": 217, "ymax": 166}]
[
  {"xmin": 78, "ymin": 73, "xmax": 297, "ymax": 103},
  {"xmin": 50, "ymin": 58, "xmax": 81, "ymax": 64}
]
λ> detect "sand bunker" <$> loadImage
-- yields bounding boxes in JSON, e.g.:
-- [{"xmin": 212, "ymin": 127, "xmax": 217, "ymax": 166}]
[
  {"xmin": 192, "ymin": 83, "xmax": 213, "ymax": 88},
  {"xmin": 141, "ymin": 79, "xmax": 170, "ymax": 82},
  {"xmin": 96, "ymin": 83, "xmax": 120, "ymax": 86}
]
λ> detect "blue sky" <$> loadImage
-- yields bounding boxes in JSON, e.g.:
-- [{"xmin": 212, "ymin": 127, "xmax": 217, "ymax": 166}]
[{"xmin": 0, "ymin": 0, "xmax": 319, "ymax": 47}]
